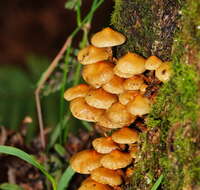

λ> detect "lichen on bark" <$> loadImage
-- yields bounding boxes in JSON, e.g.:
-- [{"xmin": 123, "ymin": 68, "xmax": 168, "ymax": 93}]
[{"xmin": 111, "ymin": 0, "xmax": 200, "ymax": 189}]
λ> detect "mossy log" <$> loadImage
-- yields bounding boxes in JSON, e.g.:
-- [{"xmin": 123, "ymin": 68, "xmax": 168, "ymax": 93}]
[{"xmin": 111, "ymin": 0, "xmax": 200, "ymax": 189}]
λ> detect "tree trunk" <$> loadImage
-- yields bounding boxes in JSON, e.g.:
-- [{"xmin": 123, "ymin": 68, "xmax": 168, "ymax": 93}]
[{"xmin": 111, "ymin": 0, "xmax": 200, "ymax": 190}]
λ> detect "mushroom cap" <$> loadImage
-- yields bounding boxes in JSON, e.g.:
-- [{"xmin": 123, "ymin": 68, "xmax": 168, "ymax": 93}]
[
  {"xmin": 123, "ymin": 76, "xmax": 144, "ymax": 91},
  {"xmin": 102, "ymin": 75, "xmax": 124, "ymax": 94},
  {"xmin": 78, "ymin": 177, "xmax": 113, "ymax": 190},
  {"xmin": 85, "ymin": 88, "xmax": 117, "ymax": 109},
  {"xmin": 118, "ymin": 90, "xmax": 139, "ymax": 105},
  {"xmin": 114, "ymin": 53, "xmax": 146, "ymax": 77},
  {"xmin": 82, "ymin": 61, "xmax": 114, "ymax": 88},
  {"xmin": 70, "ymin": 98, "xmax": 104, "ymax": 122},
  {"xmin": 111, "ymin": 127, "xmax": 139, "ymax": 144},
  {"xmin": 145, "ymin": 55, "xmax": 162, "ymax": 70},
  {"xmin": 64, "ymin": 84, "xmax": 90, "ymax": 101},
  {"xmin": 106, "ymin": 102, "xmax": 136, "ymax": 125},
  {"xmin": 129, "ymin": 144, "xmax": 138, "ymax": 159},
  {"xmin": 91, "ymin": 27, "xmax": 126, "ymax": 47},
  {"xmin": 97, "ymin": 113, "xmax": 124, "ymax": 129},
  {"xmin": 92, "ymin": 137, "xmax": 119, "ymax": 154},
  {"xmin": 127, "ymin": 95, "xmax": 151, "ymax": 116},
  {"xmin": 113, "ymin": 66, "xmax": 133, "ymax": 78},
  {"xmin": 100, "ymin": 150, "xmax": 132, "ymax": 169},
  {"xmin": 70, "ymin": 150, "xmax": 103, "ymax": 174},
  {"xmin": 91, "ymin": 167, "xmax": 123, "ymax": 186},
  {"xmin": 140, "ymin": 84, "xmax": 148, "ymax": 94},
  {"xmin": 155, "ymin": 62, "xmax": 171, "ymax": 82},
  {"xmin": 125, "ymin": 167, "xmax": 134, "ymax": 178},
  {"xmin": 77, "ymin": 45, "xmax": 112, "ymax": 65}
]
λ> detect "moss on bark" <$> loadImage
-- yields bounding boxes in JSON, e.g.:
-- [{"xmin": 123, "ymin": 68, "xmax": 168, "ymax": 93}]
[{"xmin": 111, "ymin": 0, "xmax": 200, "ymax": 190}]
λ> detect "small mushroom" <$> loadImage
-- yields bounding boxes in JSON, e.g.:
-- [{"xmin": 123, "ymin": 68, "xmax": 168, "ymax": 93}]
[
  {"xmin": 82, "ymin": 61, "xmax": 114, "ymax": 88},
  {"xmin": 64, "ymin": 84, "xmax": 90, "ymax": 101},
  {"xmin": 70, "ymin": 150, "xmax": 103, "ymax": 174},
  {"xmin": 111, "ymin": 127, "xmax": 139, "ymax": 144},
  {"xmin": 91, "ymin": 167, "xmax": 123, "ymax": 186},
  {"xmin": 123, "ymin": 76, "xmax": 144, "ymax": 91},
  {"xmin": 101, "ymin": 150, "xmax": 132, "ymax": 170},
  {"xmin": 77, "ymin": 45, "xmax": 112, "ymax": 65},
  {"xmin": 125, "ymin": 167, "xmax": 134, "ymax": 178},
  {"xmin": 92, "ymin": 137, "xmax": 119, "ymax": 154},
  {"xmin": 129, "ymin": 144, "xmax": 138, "ymax": 159},
  {"xmin": 78, "ymin": 177, "xmax": 113, "ymax": 190},
  {"xmin": 70, "ymin": 98, "xmax": 104, "ymax": 122},
  {"xmin": 97, "ymin": 113, "xmax": 124, "ymax": 129},
  {"xmin": 118, "ymin": 91, "xmax": 139, "ymax": 105},
  {"xmin": 102, "ymin": 75, "xmax": 124, "ymax": 94},
  {"xmin": 114, "ymin": 53, "xmax": 146, "ymax": 78},
  {"xmin": 145, "ymin": 55, "xmax": 162, "ymax": 70},
  {"xmin": 85, "ymin": 88, "xmax": 117, "ymax": 109},
  {"xmin": 91, "ymin": 27, "xmax": 126, "ymax": 47},
  {"xmin": 127, "ymin": 95, "xmax": 151, "ymax": 116},
  {"xmin": 106, "ymin": 102, "xmax": 136, "ymax": 126},
  {"xmin": 155, "ymin": 62, "xmax": 171, "ymax": 82}
]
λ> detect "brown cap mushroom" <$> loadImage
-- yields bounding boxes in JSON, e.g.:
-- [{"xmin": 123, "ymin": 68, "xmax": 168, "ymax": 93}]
[
  {"xmin": 70, "ymin": 97, "xmax": 104, "ymax": 122},
  {"xmin": 114, "ymin": 53, "xmax": 146, "ymax": 78},
  {"xmin": 100, "ymin": 150, "xmax": 132, "ymax": 170},
  {"xmin": 64, "ymin": 84, "xmax": 90, "ymax": 101},
  {"xmin": 97, "ymin": 113, "xmax": 124, "ymax": 129},
  {"xmin": 118, "ymin": 90, "xmax": 139, "ymax": 105},
  {"xmin": 77, "ymin": 45, "xmax": 112, "ymax": 65},
  {"xmin": 91, "ymin": 27, "xmax": 126, "ymax": 47},
  {"xmin": 85, "ymin": 88, "xmax": 117, "ymax": 109},
  {"xmin": 145, "ymin": 55, "xmax": 162, "ymax": 70},
  {"xmin": 127, "ymin": 95, "xmax": 151, "ymax": 116},
  {"xmin": 125, "ymin": 167, "xmax": 134, "ymax": 178},
  {"xmin": 106, "ymin": 102, "xmax": 136, "ymax": 126},
  {"xmin": 102, "ymin": 75, "xmax": 124, "ymax": 94},
  {"xmin": 70, "ymin": 150, "xmax": 103, "ymax": 174},
  {"xmin": 78, "ymin": 177, "xmax": 113, "ymax": 190},
  {"xmin": 129, "ymin": 144, "xmax": 138, "ymax": 159},
  {"xmin": 92, "ymin": 137, "xmax": 119, "ymax": 154},
  {"xmin": 111, "ymin": 127, "xmax": 139, "ymax": 144},
  {"xmin": 113, "ymin": 66, "xmax": 133, "ymax": 78},
  {"xmin": 155, "ymin": 62, "xmax": 171, "ymax": 82},
  {"xmin": 123, "ymin": 76, "xmax": 144, "ymax": 91},
  {"xmin": 82, "ymin": 61, "xmax": 114, "ymax": 88},
  {"xmin": 91, "ymin": 167, "xmax": 123, "ymax": 186},
  {"xmin": 140, "ymin": 84, "xmax": 148, "ymax": 94}
]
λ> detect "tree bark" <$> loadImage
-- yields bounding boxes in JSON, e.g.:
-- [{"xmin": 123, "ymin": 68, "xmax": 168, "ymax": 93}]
[{"xmin": 111, "ymin": 0, "xmax": 200, "ymax": 190}]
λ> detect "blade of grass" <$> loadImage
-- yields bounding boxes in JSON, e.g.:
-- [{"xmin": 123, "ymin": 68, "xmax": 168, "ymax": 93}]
[
  {"xmin": 57, "ymin": 166, "xmax": 75, "ymax": 190},
  {"xmin": 0, "ymin": 183, "xmax": 24, "ymax": 190},
  {"xmin": 150, "ymin": 174, "xmax": 164, "ymax": 190},
  {"xmin": 0, "ymin": 146, "xmax": 57, "ymax": 190}
]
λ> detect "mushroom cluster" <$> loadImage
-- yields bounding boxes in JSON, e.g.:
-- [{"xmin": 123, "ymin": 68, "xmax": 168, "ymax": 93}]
[{"xmin": 64, "ymin": 27, "xmax": 171, "ymax": 190}]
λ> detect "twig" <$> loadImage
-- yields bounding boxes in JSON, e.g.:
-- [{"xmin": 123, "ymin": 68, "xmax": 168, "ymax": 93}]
[{"xmin": 35, "ymin": 37, "xmax": 72, "ymax": 149}]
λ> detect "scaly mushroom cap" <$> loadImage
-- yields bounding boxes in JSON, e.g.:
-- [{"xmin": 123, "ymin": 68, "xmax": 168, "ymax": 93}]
[
  {"xmin": 129, "ymin": 144, "xmax": 138, "ymax": 159},
  {"xmin": 114, "ymin": 53, "xmax": 146, "ymax": 78},
  {"xmin": 64, "ymin": 84, "xmax": 90, "ymax": 101},
  {"xmin": 85, "ymin": 88, "xmax": 117, "ymax": 109},
  {"xmin": 118, "ymin": 91, "xmax": 139, "ymax": 105},
  {"xmin": 78, "ymin": 177, "xmax": 113, "ymax": 190},
  {"xmin": 77, "ymin": 45, "xmax": 112, "ymax": 65},
  {"xmin": 82, "ymin": 61, "xmax": 114, "ymax": 88},
  {"xmin": 155, "ymin": 62, "xmax": 171, "ymax": 82},
  {"xmin": 91, "ymin": 167, "xmax": 123, "ymax": 186},
  {"xmin": 145, "ymin": 55, "xmax": 162, "ymax": 70},
  {"xmin": 70, "ymin": 98, "xmax": 104, "ymax": 122},
  {"xmin": 111, "ymin": 127, "xmax": 139, "ymax": 144},
  {"xmin": 92, "ymin": 137, "xmax": 119, "ymax": 154},
  {"xmin": 101, "ymin": 150, "xmax": 132, "ymax": 170},
  {"xmin": 127, "ymin": 95, "xmax": 151, "ymax": 116},
  {"xmin": 102, "ymin": 75, "xmax": 124, "ymax": 94},
  {"xmin": 97, "ymin": 113, "xmax": 124, "ymax": 129},
  {"xmin": 91, "ymin": 27, "xmax": 126, "ymax": 47},
  {"xmin": 70, "ymin": 150, "xmax": 103, "ymax": 174},
  {"xmin": 106, "ymin": 102, "xmax": 136, "ymax": 125},
  {"xmin": 123, "ymin": 76, "xmax": 144, "ymax": 91}
]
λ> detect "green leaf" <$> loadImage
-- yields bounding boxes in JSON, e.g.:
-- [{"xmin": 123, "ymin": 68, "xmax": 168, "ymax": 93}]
[
  {"xmin": 0, "ymin": 146, "xmax": 57, "ymax": 190},
  {"xmin": 0, "ymin": 183, "xmax": 24, "ymax": 190},
  {"xmin": 65, "ymin": 0, "xmax": 82, "ymax": 10},
  {"xmin": 54, "ymin": 144, "xmax": 67, "ymax": 157},
  {"xmin": 58, "ymin": 166, "xmax": 75, "ymax": 190},
  {"xmin": 151, "ymin": 174, "xmax": 164, "ymax": 190}
]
